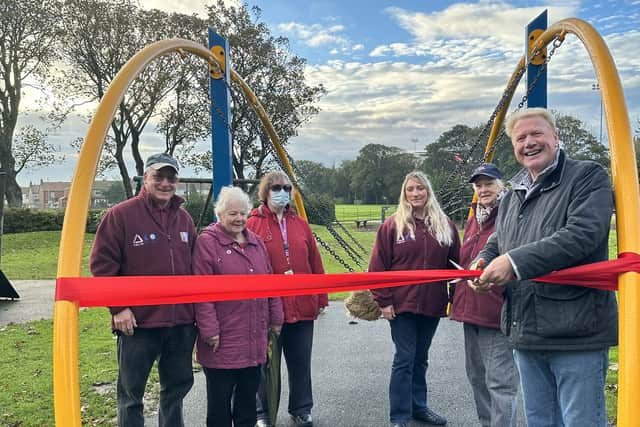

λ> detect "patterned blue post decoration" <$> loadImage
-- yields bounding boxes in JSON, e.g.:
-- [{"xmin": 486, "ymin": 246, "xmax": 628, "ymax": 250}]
[
  {"xmin": 208, "ymin": 28, "xmax": 233, "ymax": 221},
  {"xmin": 526, "ymin": 10, "xmax": 548, "ymax": 108}
]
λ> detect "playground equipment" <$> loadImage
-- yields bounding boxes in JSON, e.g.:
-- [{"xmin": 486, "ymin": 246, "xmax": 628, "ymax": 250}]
[{"xmin": 52, "ymin": 16, "xmax": 639, "ymax": 427}]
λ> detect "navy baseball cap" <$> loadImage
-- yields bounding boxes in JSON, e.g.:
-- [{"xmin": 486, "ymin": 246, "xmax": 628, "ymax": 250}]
[
  {"xmin": 145, "ymin": 152, "xmax": 179, "ymax": 173},
  {"xmin": 469, "ymin": 163, "xmax": 502, "ymax": 183}
]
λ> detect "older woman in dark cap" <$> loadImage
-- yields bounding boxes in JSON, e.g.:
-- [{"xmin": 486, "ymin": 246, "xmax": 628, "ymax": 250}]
[{"xmin": 449, "ymin": 163, "xmax": 520, "ymax": 427}]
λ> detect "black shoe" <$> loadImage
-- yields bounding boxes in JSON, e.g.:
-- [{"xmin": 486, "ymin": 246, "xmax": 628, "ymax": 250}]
[
  {"xmin": 291, "ymin": 413, "xmax": 313, "ymax": 427},
  {"xmin": 413, "ymin": 408, "xmax": 447, "ymax": 425},
  {"xmin": 390, "ymin": 422, "xmax": 408, "ymax": 427}
]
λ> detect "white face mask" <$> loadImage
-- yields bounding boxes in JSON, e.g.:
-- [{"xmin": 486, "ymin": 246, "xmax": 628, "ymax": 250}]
[{"xmin": 270, "ymin": 190, "xmax": 290, "ymax": 208}]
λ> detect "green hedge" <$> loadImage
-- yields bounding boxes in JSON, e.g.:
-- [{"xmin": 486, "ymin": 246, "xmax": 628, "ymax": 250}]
[
  {"xmin": 303, "ymin": 193, "xmax": 336, "ymax": 226},
  {"xmin": 3, "ymin": 208, "xmax": 106, "ymax": 234}
]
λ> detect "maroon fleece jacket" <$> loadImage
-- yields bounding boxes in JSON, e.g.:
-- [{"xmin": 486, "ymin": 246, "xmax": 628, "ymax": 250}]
[
  {"xmin": 369, "ymin": 215, "xmax": 460, "ymax": 318},
  {"xmin": 90, "ymin": 188, "xmax": 197, "ymax": 328}
]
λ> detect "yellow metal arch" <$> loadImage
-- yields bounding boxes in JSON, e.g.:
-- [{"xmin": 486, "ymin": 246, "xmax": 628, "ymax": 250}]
[
  {"xmin": 483, "ymin": 18, "xmax": 639, "ymax": 425},
  {"xmin": 53, "ymin": 38, "xmax": 304, "ymax": 425}
]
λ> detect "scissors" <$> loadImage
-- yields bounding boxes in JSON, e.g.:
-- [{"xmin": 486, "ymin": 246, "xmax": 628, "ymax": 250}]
[{"xmin": 448, "ymin": 259, "xmax": 465, "ymax": 284}]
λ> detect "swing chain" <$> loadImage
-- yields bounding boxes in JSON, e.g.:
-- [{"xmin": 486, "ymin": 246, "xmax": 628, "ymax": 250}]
[
  {"xmin": 437, "ymin": 33, "xmax": 565, "ymax": 212},
  {"xmin": 482, "ymin": 34, "xmax": 564, "ymax": 162}
]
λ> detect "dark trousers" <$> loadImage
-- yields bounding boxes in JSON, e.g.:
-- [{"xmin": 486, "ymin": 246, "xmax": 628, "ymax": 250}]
[
  {"xmin": 257, "ymin": 320, "xmax": 315, "ymax": 420},
  {"xmin": 388, "ymin": 313, "xmax": 440, "ymax": 423},
  {"xmin": 203, "ymin": 366, "xmax": 261, "ymax": 427},
  {"xmin": 116, "ymin": 323, "xmax": 197, "ymax": 427}
]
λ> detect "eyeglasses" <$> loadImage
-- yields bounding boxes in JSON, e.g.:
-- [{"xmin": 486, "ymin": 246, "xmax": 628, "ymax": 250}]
[
  {"xmin": 151, "ymin": 173, "xmax": 178, "ymax": 184},
  {"xmin": 271, "ymin": 184, "xmax": 292, "ymax": 192}
]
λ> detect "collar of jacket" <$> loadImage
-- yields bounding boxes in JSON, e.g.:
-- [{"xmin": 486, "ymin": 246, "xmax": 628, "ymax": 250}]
[
  {"xmin": 209, "ymin": 222, "xmax": 261, "ymax": 247},
  {"xmin": 471, "ymin": 201, "xmax": 500, "ymax": 221},
  {"xmin": 510, "ymin": 149, "xmax": 566, "ymax": 198}
]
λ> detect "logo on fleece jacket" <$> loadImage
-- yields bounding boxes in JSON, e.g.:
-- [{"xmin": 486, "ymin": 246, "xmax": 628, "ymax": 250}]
[{"xmin": 132, "ymin": 233, "xmax": 158, "ymax": 247}]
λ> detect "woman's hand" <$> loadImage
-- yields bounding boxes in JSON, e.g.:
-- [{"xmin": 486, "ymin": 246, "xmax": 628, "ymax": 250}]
[
  {"xmin": 380, "ymin": 305, "xmax": 396, "ymax": 320},
  {"xmin": 270, "ymin": 324, "xmax": 282, "ymax": 336},
  {"xmin": 205, "ymin": 335, "xmax": 220, "ymax": 352}
]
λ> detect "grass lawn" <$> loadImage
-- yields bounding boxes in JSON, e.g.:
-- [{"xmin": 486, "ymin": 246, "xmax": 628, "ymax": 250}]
[
  {"xmin": 335, "ymin": 204, "xmax": 396, "ymax": 223},
  {"xmin": 0, "ymin": 223, "xmax": 622, "ymax": 425},
  {"xmin": 0, "ymin": 231, "xmax": 94, "ymax": 278}
]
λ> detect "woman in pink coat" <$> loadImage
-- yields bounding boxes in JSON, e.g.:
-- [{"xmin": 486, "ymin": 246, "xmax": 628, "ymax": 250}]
[{"xmin": 194, "ymin": 186, "xmax": 284, "ymax": 427}]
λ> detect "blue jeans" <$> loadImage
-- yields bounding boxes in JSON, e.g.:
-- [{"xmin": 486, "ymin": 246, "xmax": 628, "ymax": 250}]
[
  {"xmin": 514, "ymin": 348, "xmax": 609, "ymax": 427},
  {"xmin": 388, "ymin": 312, "xmax": 440, "ymax": 423},
  {"xmin": 116, "ymin": 324, "xmax": 197, "ymax": 427}
]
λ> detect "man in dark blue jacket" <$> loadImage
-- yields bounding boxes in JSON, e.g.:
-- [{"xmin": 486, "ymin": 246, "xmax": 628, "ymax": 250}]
[{"xmin": 474, "ymin": 108, "xmax": 617, "ymax": 427}]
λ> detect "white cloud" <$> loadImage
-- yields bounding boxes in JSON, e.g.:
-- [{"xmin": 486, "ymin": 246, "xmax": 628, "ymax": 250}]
[
  {"xmin": 370, "ymin": 3, "xmax": 579, "ymax": 59},
  {"xmin": 290, "ymin": 22, "xmax": 640, "ymax": 166},
  {"xmin": 277, "ymin": 20, "xmax": 366, "ymax": 55},
  {"xmin": 137, "ymin": 0, "xmax": 214, "ymax": 17},
  {"xmin": 278, "ymin": 21, "xmax": 348, "ymax": 47}
]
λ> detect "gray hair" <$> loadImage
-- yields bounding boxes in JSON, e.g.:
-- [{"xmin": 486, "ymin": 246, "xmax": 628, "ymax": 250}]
[
  {"xmin": 472, "ymin": 178, "xmax": 505, "ymax": 192},
  {"xmin": 505, "ymin": 107, "xmax": 556, "ymax": 137},
  {"xmin": 214, "ymin": 186, "xmax": 252, "ymax": 217}
]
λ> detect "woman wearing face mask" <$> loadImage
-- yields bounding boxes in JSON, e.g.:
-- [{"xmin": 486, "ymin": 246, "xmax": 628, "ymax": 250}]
[{"xmin": 247, "ymin": 171, "xmax": 328, "ymax": 427}]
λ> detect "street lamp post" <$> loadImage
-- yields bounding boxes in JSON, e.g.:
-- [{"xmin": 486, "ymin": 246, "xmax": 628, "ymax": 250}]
[{"xmin": 592, "ymin": 83, "xmax": 603, "ymax": 144}]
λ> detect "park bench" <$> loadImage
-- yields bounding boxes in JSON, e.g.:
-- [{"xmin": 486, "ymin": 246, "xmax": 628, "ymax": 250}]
[{"xmin": 354, "ymin": 219, "xmax": 379, "ymax": 229}]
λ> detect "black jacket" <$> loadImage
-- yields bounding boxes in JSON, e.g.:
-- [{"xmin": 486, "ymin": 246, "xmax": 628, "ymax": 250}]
[{"xmin": 480, "ymin": 150, "xmax": 618, "ymax": 350}]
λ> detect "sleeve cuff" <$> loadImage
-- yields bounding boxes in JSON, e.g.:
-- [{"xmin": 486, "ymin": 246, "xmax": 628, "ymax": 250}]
[{"xmin": 505, "ymin": 253, "xmax": 522, "ymax": 280}]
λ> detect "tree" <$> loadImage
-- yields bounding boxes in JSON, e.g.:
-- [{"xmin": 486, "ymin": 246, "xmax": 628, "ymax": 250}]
[
  {"xmin": 57, "ymin": 0, "xmax": 203, "ymax": 197},
  {"xmin": 13, "ymin": 125, "xmax": 64, "ymax": 175},
  {"xmin": 333, "ymin": 160, "xmax": 356, "ymax": 203},
  {"xmin": 554, "ymin": 111, "xmax": 609, "ymax": 167},
  {"xmin": 294, "ymin": 160, "xmax": 335, "ymax": 196},
  {"xmin": 183, "ymin": 1, "xmax": 326, "ymax": 181},
  {"xmin": 0, "ymin": 0, "xmax": 62, "ymax": 206},
  {"xmin": 423, "ymin": 112, "xmax": 609, "ymax": 216},
  {"xmin": 102, "ymin": 180, "xmax": 126, "ymax": 205},
  {"xmin": 351, "ymin": 143, "xmax": 418, "ymax": 204}
]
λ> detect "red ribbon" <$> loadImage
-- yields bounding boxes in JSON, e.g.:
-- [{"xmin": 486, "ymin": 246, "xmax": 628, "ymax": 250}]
[{"xmin": 55, "ymin": 252, "xmax": 640, "ymax": 307}]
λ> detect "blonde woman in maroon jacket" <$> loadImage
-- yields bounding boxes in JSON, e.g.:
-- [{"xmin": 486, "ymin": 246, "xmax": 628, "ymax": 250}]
[
  {"xmin": 449, "ymin": 163, "xmax": 519, "ymax": 427},
  {"xmin": 247, "ymin": 171, "xmax": 328, "ymax": 427},
  {"xmin": 369, "ymin": 171, "xmax": 460, "ymax": 427}
]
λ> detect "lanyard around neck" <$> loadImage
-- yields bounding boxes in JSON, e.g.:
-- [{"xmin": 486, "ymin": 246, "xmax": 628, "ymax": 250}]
[{"xmin": 277, "ymin": 215, "xmax": 291, "ymax": 267}]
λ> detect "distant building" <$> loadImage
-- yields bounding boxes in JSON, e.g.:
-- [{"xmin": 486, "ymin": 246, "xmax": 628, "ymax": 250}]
[
  {"xmin": 21, "ymin": 180, "xmax": 124, "ymax": 209},
  {"xmin": 22, "ymin": 181, "xmax": 69, "ymax": 209},
  {"xmin": 20, "ymin": 178, "xmax": 212, "ymax": 209}
]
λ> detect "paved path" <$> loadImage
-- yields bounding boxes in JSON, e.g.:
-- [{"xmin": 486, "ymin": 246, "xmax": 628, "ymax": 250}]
[
  {"xmin": 0, "ymin": 280, "xmax": 55, "ymax": 325},
  {"xmin": 169, "ymin": 306, "xmax": 524, "ymax": 427},
  {"xmin": 2, "ymin": 281, "xmax": 524, "ymax": 426}
]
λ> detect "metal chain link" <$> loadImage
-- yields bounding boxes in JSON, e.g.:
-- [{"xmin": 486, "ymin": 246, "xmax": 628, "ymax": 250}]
[
  {"xmin": 313, "ymin": 231, "xmax": 357, "ymax": 272},
  {"xmin": 436, "ymin": 34, "xmax": 565, "ymax": 215},
  {"xmin": 208, "ymin": 73, "xmax": 366, "ymax": 271},
  {"xmin": 482, "ymin": 35, "xmax": 564, "ymax": 163},
  {"xmin": 222, "ymin": 76, "xmax": 369, "ymax": 269}
]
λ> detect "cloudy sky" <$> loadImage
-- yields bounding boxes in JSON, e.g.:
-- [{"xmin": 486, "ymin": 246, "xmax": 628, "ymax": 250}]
[{"xmin": 17, "ymin": 0, "xmax": 640, "ymax": 185}]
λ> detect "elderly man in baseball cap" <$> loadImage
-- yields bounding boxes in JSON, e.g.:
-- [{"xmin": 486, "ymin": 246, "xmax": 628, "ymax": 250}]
[{"xmin": 90, "ymin": 152, "xmax": 197, "ymax": 427}]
